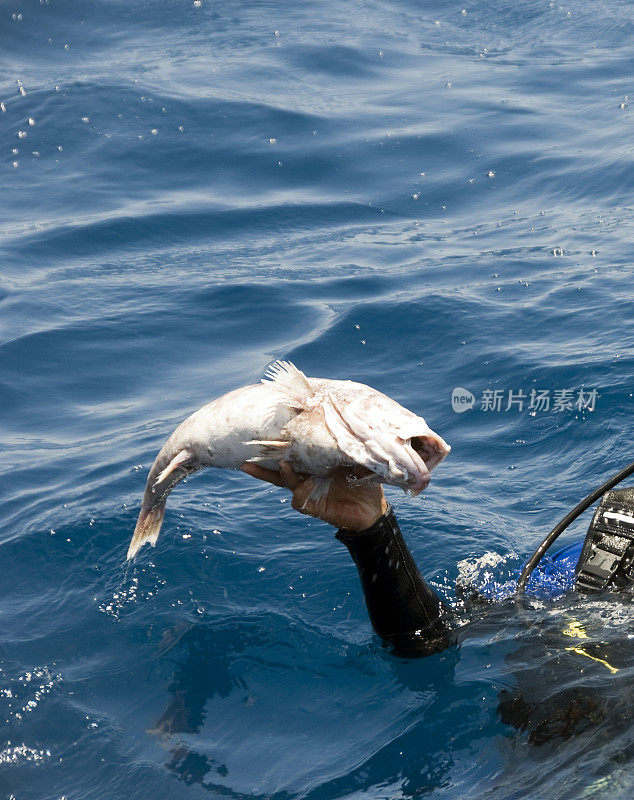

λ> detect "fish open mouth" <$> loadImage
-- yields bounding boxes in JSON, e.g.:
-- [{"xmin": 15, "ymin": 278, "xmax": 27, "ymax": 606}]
[
  {"xmin": 410, "ymin": 434, "xmax": 451, "ymax": 471},
  {"xmin": 344, "ymin": 433, "xmax": 450, "ymax": 493}
]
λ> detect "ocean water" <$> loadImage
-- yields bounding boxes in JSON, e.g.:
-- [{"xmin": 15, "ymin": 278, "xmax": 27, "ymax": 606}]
[{"xmin": 2, "ymin": 0, "xmax": 634, "ymax": 797}]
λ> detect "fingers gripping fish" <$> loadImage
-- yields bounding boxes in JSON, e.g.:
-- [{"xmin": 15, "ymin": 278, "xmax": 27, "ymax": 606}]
[{"xmin": 127, "ymin": 361, "xmax": 450, "ymax": 560}]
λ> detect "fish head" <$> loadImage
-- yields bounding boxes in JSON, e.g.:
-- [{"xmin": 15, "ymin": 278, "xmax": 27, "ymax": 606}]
[{"xmin": 320, "ymin": 385, "xmax": 450, "ymax": 497}]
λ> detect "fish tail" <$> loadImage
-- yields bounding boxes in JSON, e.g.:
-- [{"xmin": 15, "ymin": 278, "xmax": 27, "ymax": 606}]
[
  {"xmin": 127, "ymin": 499, "xmax": 166, "ymax": 560},
  {"xmin": 127, "ymin": 446, "xmax": 195, "ymax": 561}
]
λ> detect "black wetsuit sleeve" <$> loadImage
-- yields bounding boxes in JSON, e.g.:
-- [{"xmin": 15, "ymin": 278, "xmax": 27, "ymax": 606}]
[{"xmin": 336, "ymin": 506, "xmax": 452, "ymax": 656}]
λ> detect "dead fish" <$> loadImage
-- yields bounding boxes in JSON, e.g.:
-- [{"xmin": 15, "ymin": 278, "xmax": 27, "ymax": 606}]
[{"xmin": 127, "ymin": 361, "xmax": 450, "ymax": 559}]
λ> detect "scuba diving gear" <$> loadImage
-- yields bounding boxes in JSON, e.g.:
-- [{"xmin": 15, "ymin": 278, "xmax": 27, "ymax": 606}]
[
  {"xmin": 515, "ymin": 460, "xmax": 634, "ymax": 596},
  {"xmin": 334, "ymin": 462, "xmax": 634, "ymax": 660},
  {"xmin": 574, "ymin": 487, "xmax": 634, "ymax": 594}
]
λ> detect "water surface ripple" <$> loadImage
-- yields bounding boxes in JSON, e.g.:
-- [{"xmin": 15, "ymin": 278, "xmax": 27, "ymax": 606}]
[{"xmin": 2, "ymin": 0, "xmax": 634, "ymax": 798}]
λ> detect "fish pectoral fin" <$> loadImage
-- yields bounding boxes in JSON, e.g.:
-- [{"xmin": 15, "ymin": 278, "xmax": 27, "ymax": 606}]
[
  {"xmin": 153, "ymin": 449, "xmax": 194, "ymax": 488},
  {"xmin": 327, "ymin": 393, "xmax": 370, "ymax": 438},
  {"xmin": 261, "ymin": 360, "xmax": 313, "ymax": 409},
  {"xmin": 323, "ymin": 398, "xmax": 370, "ymax": 462},
  {"xmin": 304, "ymin": 476, "xmax": 332, "ymax": 509},
  {"xmin": 323, "ymin": 395, "xmax": 384, "ymax": 473}
]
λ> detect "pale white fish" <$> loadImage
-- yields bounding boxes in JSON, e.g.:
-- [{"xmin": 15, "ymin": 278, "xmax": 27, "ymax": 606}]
[{"xmin": 127, "ymin": 361, "xmax": 450, "ymax": 560}]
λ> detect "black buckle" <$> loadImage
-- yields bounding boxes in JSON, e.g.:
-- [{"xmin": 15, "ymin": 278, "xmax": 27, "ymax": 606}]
[
  {"xmin": 575, "ymin": 545, "xmax": 623, "ymax": 593},
  {"xmin": 574, "ymin": 489, "xmax": 634, "ymax": 594}
]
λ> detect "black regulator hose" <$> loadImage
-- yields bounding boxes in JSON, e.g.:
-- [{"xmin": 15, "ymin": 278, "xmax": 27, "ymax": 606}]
[{"xmin": 515, "ymin": 460, "xmax": 634, "ymax": 596}]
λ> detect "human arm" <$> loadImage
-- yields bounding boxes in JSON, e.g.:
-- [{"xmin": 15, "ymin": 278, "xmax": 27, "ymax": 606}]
[{"xmin": 241, "ymin": 462, "xmax": 452, "ymax": 655}]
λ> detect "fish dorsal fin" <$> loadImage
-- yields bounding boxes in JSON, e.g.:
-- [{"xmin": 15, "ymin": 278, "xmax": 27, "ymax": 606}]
[{"xmin": 262, "ymin": 360, "xmax": 313, "ymax": 409}]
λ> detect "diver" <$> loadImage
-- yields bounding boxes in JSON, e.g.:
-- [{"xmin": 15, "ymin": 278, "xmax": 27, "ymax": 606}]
[{"xmin": 241, "ymin": 460, "xmax": 634, "ymax": 746}]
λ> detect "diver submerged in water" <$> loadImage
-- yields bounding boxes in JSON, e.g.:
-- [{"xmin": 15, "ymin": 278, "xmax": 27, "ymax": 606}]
[{"xmin": 242, "ymin": 460, "xmax": 634, "ymax": 746}]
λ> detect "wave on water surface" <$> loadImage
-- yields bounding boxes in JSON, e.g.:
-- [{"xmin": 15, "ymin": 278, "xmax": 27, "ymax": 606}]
[{"xmin": 2, "ymin": 0, "xmax": 634, "ymax": 798}]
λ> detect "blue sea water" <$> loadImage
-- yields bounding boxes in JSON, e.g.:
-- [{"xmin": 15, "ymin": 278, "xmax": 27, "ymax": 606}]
[{"xmin": 2, "ymin": 0, "xmax": 634, "ymax": 797}]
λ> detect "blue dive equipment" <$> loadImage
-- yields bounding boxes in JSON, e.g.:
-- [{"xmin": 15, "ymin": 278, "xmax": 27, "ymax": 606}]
[
  {"xmin": 462, "ymin": 541, "xmax": 582, "ymax": 603},
  {"xmin": 516, "ymin": 461, "xmax": 634, "ymax": 596}
]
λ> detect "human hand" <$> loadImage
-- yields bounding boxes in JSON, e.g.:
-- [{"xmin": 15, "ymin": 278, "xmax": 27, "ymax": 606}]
[{"xmin": 240, "ymin": 461, "xmax": 388, "ymax": 532}]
